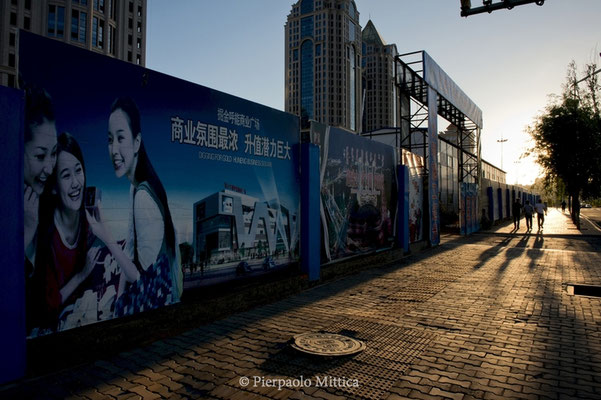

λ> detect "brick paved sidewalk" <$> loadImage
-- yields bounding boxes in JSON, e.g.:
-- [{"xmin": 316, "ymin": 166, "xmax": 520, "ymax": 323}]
[
  {"xmin": 484, "ymin": 207, "xmax": 601, "ymax": 236},
  {"xmin": 2, "ymin": 233, "xmax": 601, "ymax": 399}
]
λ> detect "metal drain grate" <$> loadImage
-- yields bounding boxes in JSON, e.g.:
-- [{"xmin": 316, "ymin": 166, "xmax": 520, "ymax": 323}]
[
  {"xmin": 259, "ymin": 318, "xmax": 437, "ymax": 399},
  {"xmin": 291, "ymin": 332, "xmax": 366, "ymax": 356},
  {"xmin": 565, "ymin": 283, "xmax": 601, "ymax": 297}
]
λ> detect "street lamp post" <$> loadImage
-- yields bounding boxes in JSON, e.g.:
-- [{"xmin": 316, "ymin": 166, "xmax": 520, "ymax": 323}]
[
  {"xmin": 513, "ymin": 160, "xmax": 521, "ymax": 185},
  {"xmin": 497, "ymin": 137, "xmax": 508, "ymax": 170}
]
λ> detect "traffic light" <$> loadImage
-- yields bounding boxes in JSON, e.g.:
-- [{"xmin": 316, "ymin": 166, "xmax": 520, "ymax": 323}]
[{"xmin": 460, "ymin": 0, "xmax": 545, "ymax": 17}]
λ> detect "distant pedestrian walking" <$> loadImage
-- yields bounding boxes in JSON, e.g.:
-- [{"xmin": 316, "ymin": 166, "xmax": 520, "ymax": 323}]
[
  {"xmin": 512, "ymin": 198, "xmax": 522, "ymax": 230},
  {"xmin": 535, "ymin": 200, "xmax": 546, "ymax": 230},
  {"xmin": 480, "ymin": 208, "xmax": 491, "ymax": 230},
  {"xmin": 561, "ymin": 200, "xmax": 566, "ymax": 213},
  {"xmin": 524, "ymin": 200, "xmax": 534, "ymax": 231}
]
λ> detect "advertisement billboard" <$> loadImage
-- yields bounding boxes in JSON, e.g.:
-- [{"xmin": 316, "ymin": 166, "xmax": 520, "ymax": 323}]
[
  {"xmin": 402, "ymin": 149, "xmax": 425, "ymax": 243},
  {"xmin": 311, "ymin": 123, "xmax": 396, "ymax": 262},
  {"xmin": 427, "ymin": 87, "xmax": 440, "ymax": 245},
  {"xmin": 460, "ymin": 183, "xmax": 479, "ymax": 235},
  {"xmin": 423, "ymin": 51, "xmax": 482, "ymax": 128},
  {"xmin": 19, "ymin": 32, "xmax": 300, "ymax": 337}
]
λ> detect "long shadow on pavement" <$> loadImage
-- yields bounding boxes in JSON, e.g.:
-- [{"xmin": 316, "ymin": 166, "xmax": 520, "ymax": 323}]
[{"xmin": 4, "ymin": 232, "xmax": 601, "ymax": 399}]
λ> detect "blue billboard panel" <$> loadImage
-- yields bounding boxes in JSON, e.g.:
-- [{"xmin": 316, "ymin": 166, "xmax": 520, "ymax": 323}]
[
  {"xmin": 0, "ymin": 86, "xmax": 26, "ymax": 383},
  {"xmin": 311, "ymin": 123, "xmax": 397, "ymax": 262},
  {"xmin": 460, "ymin": 183, "xmax": 479, "ymax": 235},
  {"xmin": 402, "ymin": 149, "xmax": 424, "ymax": 243},
  {"xmin": 19, "ymin": 32, "xmax": 299, "ymax": 337},
  {"xmin": 427, "ymin": 87, "xmax": 440, "ymax": 245}
]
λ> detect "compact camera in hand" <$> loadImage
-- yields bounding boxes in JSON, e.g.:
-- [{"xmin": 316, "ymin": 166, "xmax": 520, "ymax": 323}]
[{"xmin": 85, "ymin": 186, "xmax": 101, "ymax": 219}]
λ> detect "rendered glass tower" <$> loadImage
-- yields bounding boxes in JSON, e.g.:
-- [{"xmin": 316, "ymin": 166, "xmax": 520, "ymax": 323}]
[{"xmin": 285, "ymin": 0, "xmax": 362, "ymax": 132}]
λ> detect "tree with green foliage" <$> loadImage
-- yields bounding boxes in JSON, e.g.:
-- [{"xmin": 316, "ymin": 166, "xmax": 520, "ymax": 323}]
[
  {"xmin": 530, "ymin": 175, "xmax": 566, "ymax": 207},
  {"xmin": 526, "ymin": 61, "xmax": 601, "ymax": 227}
]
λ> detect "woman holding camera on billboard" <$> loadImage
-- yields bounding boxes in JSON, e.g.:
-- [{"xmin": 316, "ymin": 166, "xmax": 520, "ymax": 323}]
[{"xmin": 86, "ymin": 97, "xmax": 181, "ymax": 317}]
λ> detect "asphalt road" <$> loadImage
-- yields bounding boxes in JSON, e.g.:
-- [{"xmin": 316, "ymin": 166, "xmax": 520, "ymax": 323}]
[{"xmin": 581, "ymin": 207, "xmax": 601, "ymax": 230}]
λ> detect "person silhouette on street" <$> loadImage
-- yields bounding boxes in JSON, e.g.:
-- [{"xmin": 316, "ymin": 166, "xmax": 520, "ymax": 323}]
[
  {"xmin": 535, "ymin": 200, "xmax": 546, "ymax": 230},
  {"xmin": 523, "ymin": 200, "xmax": 534, "ymax": 231},
  {"xmin": 512, "ymin": 198, "xmax": 522, "ymax": 230}
]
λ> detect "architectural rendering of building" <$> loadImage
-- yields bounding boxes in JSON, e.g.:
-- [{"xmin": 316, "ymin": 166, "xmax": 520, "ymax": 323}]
[
  {"xmin": 193, "ymin": 187, "xmax": 298, "ymax": 265},
  {"xmin": 361, "ymin": 20, "xmax": 399, "ymax": 133},
  {"xmin": 0, "ymin": 0, "xmax": 146, "ymax": 88},
  {"xmin": 285, "ymin": 0, "xmax": 362, "ymax": 132}
]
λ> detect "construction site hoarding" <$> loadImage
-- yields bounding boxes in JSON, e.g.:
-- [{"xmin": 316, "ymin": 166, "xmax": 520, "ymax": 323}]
[
  {"xmin": 311, "ymin": 123, "xmax": 397, "ymax": 262},
  {"xmin": 19, "ymin": 32, "xmax": 300, "ymax": 338}
]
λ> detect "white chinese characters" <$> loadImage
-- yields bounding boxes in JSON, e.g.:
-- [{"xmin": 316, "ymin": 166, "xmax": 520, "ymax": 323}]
[
  {"xmin": 170, "ymin": 117, "xmax": 238, "ymax": 152},
  {"xmin": 171, "ymin": 116, "xmax": 290, "ymax": 160},
  {"xmin": 244, "ymin": 133, "xmax": 291, "ymax": 160}
]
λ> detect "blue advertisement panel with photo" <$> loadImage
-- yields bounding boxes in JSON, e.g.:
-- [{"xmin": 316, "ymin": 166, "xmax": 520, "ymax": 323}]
[
  {"xmin": 402, "ymin": 149, "xmax": 424, "ymax": 243},
  {"xmin": 19, "ymin": 32, "xmax": 300, "ymax": 338},
  {"xmin": 311, "ymin": 123, "xmax": 397, "ymax": 262},
  {"xmin": 460, "ymin": 183, "xmax": 479, "ymax": 235},
  {"xmin": 427, "ymin": 87, "xmax": 440, "ymax": 246}
]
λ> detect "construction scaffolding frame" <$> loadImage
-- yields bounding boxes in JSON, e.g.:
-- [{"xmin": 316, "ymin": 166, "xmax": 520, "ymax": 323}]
[
  {"xmin": 362, "ymin": 51, "xmax": 482, "ymax": 243},
  {"xmin": 395, "ymin": 51, "xmax": 481, "ymax": 186}
]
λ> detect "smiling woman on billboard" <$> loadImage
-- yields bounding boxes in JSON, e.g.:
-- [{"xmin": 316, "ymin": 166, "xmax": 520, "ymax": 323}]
[
  {"xmin": 32, "ymin": 133, "xmax": 101, "ymax": 334},
  {"xmin": 18, "ymin": 31, "xmax": 299, "ymax": 335},
  {"xmin": 86, "ymin": 97, "xmax": 182, "ymax": 317},
  {"xmin": 23, "ymin": 88, "xmax": 58, "ymax": 334}
]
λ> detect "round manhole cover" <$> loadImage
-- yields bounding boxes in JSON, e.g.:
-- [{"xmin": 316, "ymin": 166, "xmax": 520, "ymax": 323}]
[{"xmin": 291, "ymin": 332, "xmax": 366, "ymax": 356}]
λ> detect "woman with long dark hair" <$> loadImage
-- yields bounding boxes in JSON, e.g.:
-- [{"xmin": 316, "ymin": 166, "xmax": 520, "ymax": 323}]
[
  {"xmin": 33, "ymin": 133, "xmax": 99, "ymax": 333},
  {"xmin": 24, "ymin": 88, "xmax": 57, "ymax": 265},
  {"xmin": 87, "ymin": 97, "xmax": 181, "ymax": 316},
  {"xmin": 24, "ymin": 88, "xmax": 58, "ymax": 334}
]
